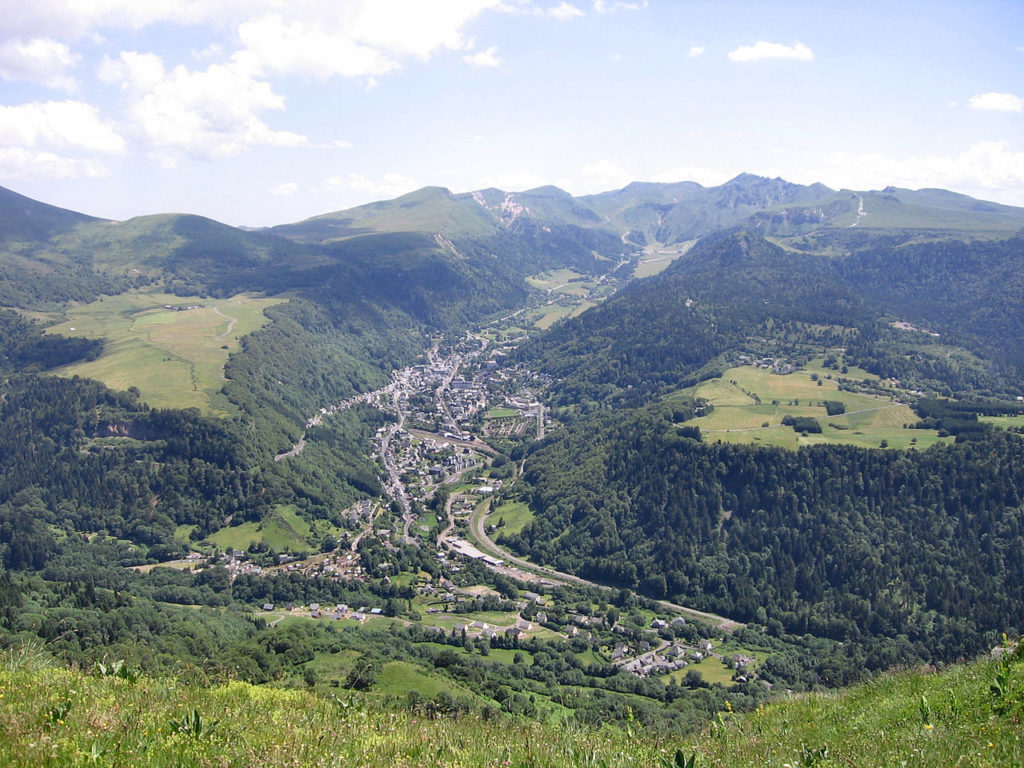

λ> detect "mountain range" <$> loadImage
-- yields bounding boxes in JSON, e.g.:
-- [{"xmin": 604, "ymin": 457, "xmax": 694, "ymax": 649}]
[{"xmin": 1, "ymin": 172, "xmax": 1023, "ymax": 740}]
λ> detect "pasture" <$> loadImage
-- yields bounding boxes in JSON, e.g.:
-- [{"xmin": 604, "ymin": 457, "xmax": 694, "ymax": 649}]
[
  {"xmin": 688, "ymin": 363, "xmax": 948, "ymax": 450},
  {"xmin": 47, "ymin": 290, "xmax": 285, "ymax": 416},
  {"xmin": 206, "ymin": 505, "xmax": 312, "ymax": 553},
  {"xmin": 490, "ymin": 501, "xmax": 535, "ymax": 539}
]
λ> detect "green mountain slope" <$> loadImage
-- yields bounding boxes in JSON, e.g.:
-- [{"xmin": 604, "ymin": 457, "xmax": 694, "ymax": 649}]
[
  {"xmin": 1, "ymin": 641, "xmax": 1020, "ymax": 767},
  {"xmin": 0, "ymin": 184, "xmax": 104, "ymax": 242}
]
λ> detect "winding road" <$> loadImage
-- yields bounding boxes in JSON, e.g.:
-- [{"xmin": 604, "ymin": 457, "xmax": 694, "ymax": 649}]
[{"xmin": 467, "ymin": 500, "xmax": 743, "ymax": 632}]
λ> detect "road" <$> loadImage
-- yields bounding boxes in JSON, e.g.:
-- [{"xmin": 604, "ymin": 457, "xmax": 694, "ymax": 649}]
[{"xmin": 468, "ymin": 499, "xmax": 743, "ymax": 632}]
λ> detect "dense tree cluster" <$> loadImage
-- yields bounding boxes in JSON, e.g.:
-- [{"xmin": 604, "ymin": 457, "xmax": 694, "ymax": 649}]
[{"xmin": 510, "ymin": 407, "xmax": 1024, "ymax": 664}]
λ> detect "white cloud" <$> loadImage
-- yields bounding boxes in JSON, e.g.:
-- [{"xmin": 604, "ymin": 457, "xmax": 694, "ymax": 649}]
[
  {"xmin": 5, "ymin": 1, "xmax": 504, "ymax": 82},
  {"xmin": 0, "ymin": 146, "xmax": 110, "ymax": 179},
  {"xmin": 476, "ymin": 169, "xmax": 552, "ymax": 191},
  {"xmin": 548, "ymin": 2, "xmax": 584, "ymax": 20},
  {"xmin": 818, "ymin": 141, "xmax": 1024, "ymax": 207},
  {"xmin": 98, "ymin": 51, "xmax": 166, "ymax": 91},
  {"xmin": 968, "ymin": 92, "xmax": 1023, "ymax": 112},
  {"xmin": 593, "ymin": 0, "xmax": 646, "ymax": 13},
  {"xmin": 688, "ymin": 46, "xmax": 704, "ymax": 58},
  {"xmin": 100, "ymin": 51, "xmax": 306, "ymax": 161},
  {"xmin": 463, "ymin": 46, "xmax": 500, "ymax": 67},
  {"xmin": 348, "ymin": 0, "xmax": 498, "ymax": 58},
  {"xmin": 237, "ymin": 15, "xmax": 398, "ymax": 79},
  {"xmin": 579, "ymin": 159, "xmax": 633, "ymax": 192},
  {"xmin": 0, "ymin": 100, "xmax": 124, "ymax": 153},
  {"xmin": 0, "ymin": 0, "xmax": 252, "ymax": 42},
  {"xmin": 271, "ymin": 182, "xmax": 299, "ymax": 196},
  {"xmin": 650, "ymin": 165, "xmax": 734, "ymax": 188},
  {"xmin": 728, "ymin": 41, "xmax": 813, "ymax": 63},
  {"xmin": 0, "ymin": 38, "xmax": 79, "ymax": 90},
  {"xmin": 235, "ymin": 1, "xmax": 502, "ymax": 79},
  {"xmin": 322, "ymin": 172, "xmax": 421, "ymax": 199},
  {"xmin": 333, "ymin": 139, "xmax": 354, "ymax": 149}
]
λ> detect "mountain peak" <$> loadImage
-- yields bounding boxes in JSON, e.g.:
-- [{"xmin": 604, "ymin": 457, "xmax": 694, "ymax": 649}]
[{"xmin": 520, "ymin": 185, "xmax": 572, "ymax": 199}]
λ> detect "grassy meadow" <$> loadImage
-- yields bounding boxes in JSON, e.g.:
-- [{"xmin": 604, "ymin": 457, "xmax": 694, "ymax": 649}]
[
  {"xmin": 206, "ymin": 505, "xmax": 312, "ymax": 553},
  {"xmin": 684, "ymin": 361, "xmax": 949, "ymax": 450},
  {"xmin": 2, "ymin": 641, "xmax": 1021, "ymax": 767},
  {"xmin": 489, "ymin": 501, "xmax": 535, "ymax": 539},
  {"xmin": 46, "ymin": 290, "xmax": 285, "ymax": 416}
]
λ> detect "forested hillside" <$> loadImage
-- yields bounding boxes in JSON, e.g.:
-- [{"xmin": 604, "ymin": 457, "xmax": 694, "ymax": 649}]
[
  {"xmin": 504, "ymin": 227, "xmax": 1024, "ymax": 671},
  {"xmin": 511, "ymin": 406, "xmax": 1023, "ymax": 669},
  {"xmin": 519, "ymin": 230, "xmax": 1024, "ymax": 409}
]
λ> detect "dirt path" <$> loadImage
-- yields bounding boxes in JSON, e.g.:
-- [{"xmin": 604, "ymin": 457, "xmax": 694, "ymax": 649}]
[{"xmin": 212, "ymin": 306, "xmax": 238, "ymax": 340}]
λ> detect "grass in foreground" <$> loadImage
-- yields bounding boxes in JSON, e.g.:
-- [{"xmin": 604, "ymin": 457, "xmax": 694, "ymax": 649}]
[{"xmin": 0, "ymin": 644, "xmax": 1021, "ymax": 767}]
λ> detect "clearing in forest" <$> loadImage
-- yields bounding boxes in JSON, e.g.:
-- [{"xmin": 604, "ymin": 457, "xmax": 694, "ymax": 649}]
[{"xmin": 47, "ymin": 290, "xmax": 285, "ymax": 416}]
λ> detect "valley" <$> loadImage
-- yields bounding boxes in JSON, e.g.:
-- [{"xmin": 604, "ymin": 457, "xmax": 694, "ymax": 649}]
[{"xmin": 1, "ymin": 174, "xmax": 1024, "ymax": 748}]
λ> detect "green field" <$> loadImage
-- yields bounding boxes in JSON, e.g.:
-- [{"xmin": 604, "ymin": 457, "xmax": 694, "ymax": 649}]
[
  {"xmin": 982, "ymin": 414, "xmax": 1024, "ymax": 428},
  {"xmin": 373, "ymin": 660, "xmax": 475, "ymax": 700},
  {"xmin": 4, "ymin": 650, "xmax": 1023, "ymax": 768},
  {"xmin": 47, "ymin": 290, "xmax": 285, "ymax": 416},
  {"xmin": 687, "ymin": 363, "xmax": 949, "ymax": 450},
  {"xmin": 490, "ymin": 501, "xmax": 535, "ymax": 539},
  {"xmin": 526, "ymin": 268, "xmax": 584, "ymax": 291},
  {"xmin": 633, "ymin": 253, "xmax": 680, "ymax": 278},
  {"xmin": 207, "ymin": 505, "xmax": 311, "ymax": 553},
  {"xmin": 484, "ymin": 407, "xmax": 518, "ymax": 419},
  {"xmin": 667, "ymin": 656, "xmax": 736, "ymax": 687}
]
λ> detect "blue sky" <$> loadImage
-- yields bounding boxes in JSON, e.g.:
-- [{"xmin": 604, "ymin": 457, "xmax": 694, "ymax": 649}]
[{"xmin": 0, "ymin": 0, "xmax": 1021, "ymax": 226}]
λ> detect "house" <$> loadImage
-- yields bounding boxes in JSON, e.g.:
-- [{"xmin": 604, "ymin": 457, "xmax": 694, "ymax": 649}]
[
  {"xmin": 665, "ymin": 644, "xmax": 687, "ymax": 659},
  {"xmin": 671, "ymin": 617, "xmax": 687, "ymax": 628},
  {"xmin": 309, "ymin": 603, "xmax": 320, "ymax": 612},
  {"xmin": 565, "ymin": 625, "xmax": 579, "ymax": 638},
  {"xmin": 261, "ymin": 603, "xmax": 274, "ymax": 611},
  {"xmin": 651, "ymin": 618, "xmax": 667, "ymax": 629},
  {"xmin": 470, "ymin": 620, "xmax": 489, "ymax": 630},
  {"xmin": 505, "ymin": 627, "xmax": 526, "ymax": 640}
]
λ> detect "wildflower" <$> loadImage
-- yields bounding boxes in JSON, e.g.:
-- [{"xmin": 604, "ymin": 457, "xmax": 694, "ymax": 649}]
[{"xmin": 923, "ymin": 724, "xmax": 933, "ymax": 731}]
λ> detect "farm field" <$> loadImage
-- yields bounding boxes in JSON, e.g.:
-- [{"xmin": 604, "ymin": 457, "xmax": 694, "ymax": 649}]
[
  {"xmin": 525, "ymin": 268, "xmax": 584, "ymax": 291},
  {"xmin": 207, "ymin": 505, "xmax": 312, "ymax": 553},
  {"xmin": 633, "ymin": 241, "xmax": 694, "ymax": 278},
  {"xmin": 525, "ymin": 302, "xmax": 572, "ymax": 329},
  {"xmin": 46, "ymin": 290, "xmax": 285, "ymax": 415},
  {"xmin": 685, "ymin": 362, "xmax": 949, "ymax": 450},
  {"xmin": 982, "ymin": 414, "xmax": 1024, "ymax": 428},
  {"xmin": 490, "ymin": 501, "xmax": 535, "ymax": 539}
]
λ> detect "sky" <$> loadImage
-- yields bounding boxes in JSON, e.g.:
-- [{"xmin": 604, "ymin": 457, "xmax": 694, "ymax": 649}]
[{"xmin": 0, "ymin": 0, "xmax": 1022, "ymax": 227}]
